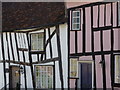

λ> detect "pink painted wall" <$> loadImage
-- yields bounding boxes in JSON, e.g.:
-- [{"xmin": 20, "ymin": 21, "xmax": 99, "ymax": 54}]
[{"xmin": 66, "ymin": 2, "xmax": 120, "ymax": 88}]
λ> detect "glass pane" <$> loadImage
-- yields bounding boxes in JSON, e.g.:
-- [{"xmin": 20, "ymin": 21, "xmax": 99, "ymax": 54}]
[
  {"xmin": 76, "ymin": 12, "xmax": 80, "ymax": 16},
  {"xmin": 73, "ymin": 18, "xmax": 80, "ymax": 23},
  {"xmin": 31, "ymin": 32, "xmax": 44, "ymax": 51},
  {"xmin": 70, "ymin": 58, "xmax": 78, "ymax": 77},
  {"xmin": 76, "ymin": 24, "xmax": 80, "ymax": 29},
  {"xmin": 35, "ymin": 66, "xmax": 53, "ymax": 89},
  {"xmin": 73, "ymin": 11, "xmax": 80, "ymax": 17}
]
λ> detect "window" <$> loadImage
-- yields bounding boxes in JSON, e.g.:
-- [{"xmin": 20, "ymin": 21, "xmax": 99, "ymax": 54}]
[
  {"xmin": 72, "ymin": 10, "xmax": 81, "ymax": 30},
  {"xmin": 35, "ymin": 65, "xmax": 53, "ymax": 89},
  {"xmin": 114, "ymin": 55, "xmax": 120, "ymax": 84},
  {"xmin": 31, "ymin": 32, "xmax": 44, "ymax": 51},
  {"xmin": 70, "ymin": 58, "xmax": 78, "ymax": 77}
]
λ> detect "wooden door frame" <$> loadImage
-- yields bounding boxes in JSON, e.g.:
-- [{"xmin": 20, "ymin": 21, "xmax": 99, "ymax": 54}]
[
  {"xmin": 78, "ymin": 60, "xmax": 94, "ymax": 88},
  {"xmin": 9, "ymin": 65, "xmax": 20, "ymax": 89}
]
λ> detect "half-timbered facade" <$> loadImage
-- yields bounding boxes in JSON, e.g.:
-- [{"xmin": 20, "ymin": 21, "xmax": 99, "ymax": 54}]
[
  {"xmin": 68, "ymin": 1, "xmax": 120, "ymax": 89},
  {"xmin": 0, "ymin": 2, "xmax": 68, "ymax": 89}
]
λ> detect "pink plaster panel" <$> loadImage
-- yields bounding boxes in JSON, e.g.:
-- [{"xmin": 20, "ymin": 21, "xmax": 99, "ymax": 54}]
[
  {"xmin": 70, "ymin": 79, "xmax": 76, "ymax": 88},
  {"xmin": 95, "ymin": 55, "xmax": 103, "ymax": 88},
  {"xmin": 99, "ymin": 5, "xmax": 104, "ymax": 27},
  {"xmin": 94, "ymin": 31, "xmax": 101, "ymax": 51},
  {"xmin": 113, "ymin": 3, "xmax": 117, "ymax": 27},
  {"xmin": 105, "ymin": 55, "xmax": 111, "ymax": 88},
  {"xmin": 86, "ymin": 7, "xmax": 92, "ymax": 52},
  {"xmin": 103, "ymin": 30, "xmax": 111, "ymax": 51},
  {"xmin": 70, "ymin": 31, "xmax": 75, "ymax": 53},
  {"xmin": 79, "ymin": 56, "xmax": 92, "ymax": 60},
  {"xmin": 114, "ymin": 29, "xmax": 118, "ymax": 50},
  {"xmin": 77, "ymin": 31, "xmax": 82, "ymax": 53},
  {"xmin": 93, "ymin": 6, "xmax": 98, "ymax": 28},
  {"xmin": 106, "ymin": 4, "xmax": 111, "ymax": 26}
]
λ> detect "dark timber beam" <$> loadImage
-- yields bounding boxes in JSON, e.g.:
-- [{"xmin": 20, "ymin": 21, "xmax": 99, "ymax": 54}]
[
  {"xmin": 75, "ymin": 31, "xmax": 78, "ymax": 54},
  {"xmin": 45, "ymin": 29, "xmax": 56, "ymax": 48},
  {"xmin": 82, "ymin": 8, "xmax": 86, "ymax": 53},
  {"xmin": 68, "ymin": 9, "xmax": 70, "ymax": 90},
  {"xmin": 32, "ymin": 57, "xmax": 59, "ymax": 64},
  {"xmin": 56, "ymin": 25, "xmax": 64, "ymax": 89},
  {"xmin": 43, "ymin": 29, "xmax": 46, "ymax": 61},
  {"xmin": 110, "ymin": 3, "xmax": 114, "ymax": 90},
  {"xmin": 48, "ymin": 28, "xmax": 53, "ymax": 58},
  {"xmin": 26, "ymin": 33, "xmax": 36, "ymax": 89},
  {"xmin": 100, "ymin": 4, "xmax": 106, "ymax": 89},
  {"xmin": 22, "ymin": 51, "xmax": 27, "ymax": 90},
  {"xmin": 70, "ymin": 50, "xmax": 120, "ymax": 56},
  {"xmin": 0, "ymin": 60, "xmax": 30, "ymax": 66},
  {"xmin": 9, "ymin": 32, "xmax": 15, "ymax": 61},
  {"xmin": 91, "ymin": 6, "xmax": 96, "ymax": 89}
]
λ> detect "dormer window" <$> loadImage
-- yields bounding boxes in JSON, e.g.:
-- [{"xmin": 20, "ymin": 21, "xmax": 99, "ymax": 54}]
[
  {"xmin": 31, "ymin": 32, "xmax": 44, "ymax": 51},
  {"xmin": 72, "ymin": 10, "xmax": 81, "ymax": 30}
]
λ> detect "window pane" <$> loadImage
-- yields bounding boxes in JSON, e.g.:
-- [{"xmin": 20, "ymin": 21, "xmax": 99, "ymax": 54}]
[
  {"xmin": 70, "ymin": 58, "xmax": 78, "ymax": 77},
  {"xmin": 76, "ymin": 12, "xmax": 80, "ymax": 16},
  {"xmin": 35, "ymin": 66, "xmax": 53, "ymax": 89},
  {"xmin": 72, "ymin": 11, "xmax": 80, "ymax": 30},
  {"xmin": 31, "ymin": 32, "xmax": 44, "ymax": 51},
  {"xmin": 73, "ymin": 11, "xmax": 80, "ymax": 17}
]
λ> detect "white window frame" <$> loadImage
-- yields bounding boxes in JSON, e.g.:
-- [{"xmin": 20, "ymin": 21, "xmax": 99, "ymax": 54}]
[
  {"xmin": 31, "ymin": 32, "xmax": 44, "ymax": 51},
  {"xmin": 72, "ymin": 10, "xmax": 81, "ymax": 30},
  {"xmin": 70, "ymin": 58, "xmax": 78, "ymax": 78},
  {"xmin": 34, "ymin": 65, "xmax": 54, "ymax": 89},
  {"xmin": 114, "ymin": 55, "xmax": 120, "ymax": 84},
  {"xmin": 78, "ymin": 60, "xmax": 94, "ymax": 88}
]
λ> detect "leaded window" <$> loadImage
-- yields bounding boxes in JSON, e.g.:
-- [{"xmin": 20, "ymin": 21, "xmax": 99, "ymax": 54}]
[
  {"xmin": 31, "ymin": 32, "xmax": 44, "ymax": 51},
  {"xmin": 35, "ymin": 65, "xmax": 53, "ymax": 89},
  {"xmin": 72, "ymin": 10, "xmax": 81, "ymax": 30}
]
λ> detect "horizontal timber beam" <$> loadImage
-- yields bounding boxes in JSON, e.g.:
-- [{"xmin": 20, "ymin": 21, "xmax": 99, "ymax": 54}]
[
  {"xmin": 32, "ymin": 57, "xmax": 59, "ymax": 64},
  {"xmin": 70, "ymin": 50, "xmax": 120, "ymax": 57},
  {"xmin": 0, "ymin": 60, "xmax": 30, "ymax": 66}
]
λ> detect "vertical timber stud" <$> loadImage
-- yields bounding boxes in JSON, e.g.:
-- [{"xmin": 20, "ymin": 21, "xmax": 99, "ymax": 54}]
[
  {"xmin": 48, "ymin": 28, "xmax": 53, "ymax": 58},
  {"xmin": 100, "ymin": 4, "xmax": 106, "ymax": 90},
  {"xmin": 48, "ymin": 28, "xmax": 55, "ymax": 89},
  {"xmin": 82, "ymin": 8, "xmax": 86, "ymax": 54},
  {"xmin": 9, "ymin": 32, "xmax": 15, "ymax": 61},
  {"xmin": 22, "ymin": 51, "xmax": 27, "ymax": 90},
  {"xmin": 111, "ymin": 3, "xmax": 114, "ymax": 90},
  {"xmin": 44, "ymin": 29, "xmax": 46, "ymax": 60},
  {"xmin": 91, "ymin": 6, "xmax": 96, "ymax": 89},
  {"xmin": 1, "ymin": 33, "xmax": 7, "ymax": 90},
  {"xmin": 104, "ymin": 4, "xmax": 106, "ymax": 26},
  {"xmin": 14, "ymin": 32, "xmax": 21, "ymax": 87},
  {"xmin": 26, "ymin": 33, "xmax": 36, "ymax": 90},
  {"xmin": 23, "ymin": 33, "xmax": 27, "ymax": 90},
  {"xmin": 75, "ymin": 31, "xmax": 78, "ymax": 54},
  {"xmin": 56, "ymin": 25, "xmax": 64, "ymax": 89},
  {"xmin": 68, "ymin": 9, "xmax": 70, "ymax": 90}
]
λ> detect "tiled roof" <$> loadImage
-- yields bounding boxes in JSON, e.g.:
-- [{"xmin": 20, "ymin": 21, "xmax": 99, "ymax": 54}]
[{"xmin": 2, "ymin": 2, "xmax": 67, "ymax": 32}]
